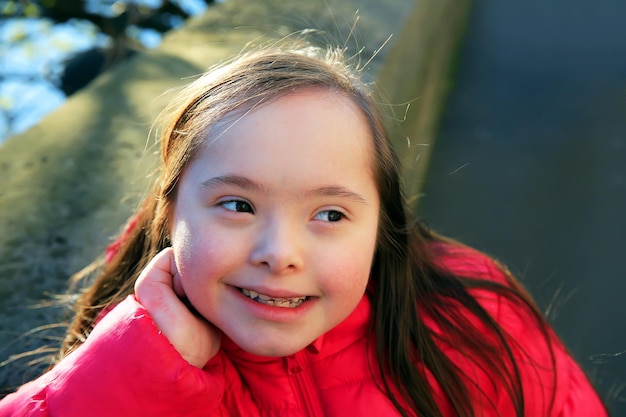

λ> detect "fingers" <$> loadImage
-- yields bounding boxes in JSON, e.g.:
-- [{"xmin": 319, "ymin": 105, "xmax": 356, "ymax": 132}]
[
  {"xmin": 134, "ymin": 248, "xmax": 196, "ymax": 338},
  {"xmin": 134, "ymin": 248, "xmax": 221, "ymax": 367},
  {"xmin": 134, "ymin": 248, "xmax": 176, "ymax": 306},
  {"xmin": 170, "ymin": 253, "xmax": 186, "ymax": 298}
]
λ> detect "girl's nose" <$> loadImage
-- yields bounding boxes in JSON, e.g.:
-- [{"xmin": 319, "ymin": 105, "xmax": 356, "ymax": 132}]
[{"xmin": 249, "ymin": 219, "xmax": 304, "ymax": 274}]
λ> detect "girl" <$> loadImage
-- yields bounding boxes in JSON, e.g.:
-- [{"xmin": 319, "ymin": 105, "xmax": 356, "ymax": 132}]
[{"xmin": 0, "ymin": 44, "xmax": 607, "ymax": 417}]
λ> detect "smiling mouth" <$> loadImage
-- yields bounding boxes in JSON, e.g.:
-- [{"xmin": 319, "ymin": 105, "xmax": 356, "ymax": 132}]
[{"xmin": 240, "ymin": 288, "xmax": 309, "ymax": 308}]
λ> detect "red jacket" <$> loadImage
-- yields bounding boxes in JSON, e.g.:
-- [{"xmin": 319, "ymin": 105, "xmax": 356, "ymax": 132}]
[{"xmin": 0, "ymin": 245, "xmax": 607, "ymax": 416}]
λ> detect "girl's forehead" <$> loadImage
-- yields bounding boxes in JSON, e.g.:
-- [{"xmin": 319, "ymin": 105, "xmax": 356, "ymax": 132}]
[
  {"xmin": 186, "ymin": 89, "xmax": 377, "ymax": 191},
  {"xmin": 224, "ymin": 87, "xmax": 352, "ymax": 120},
  {"xmin": 204, "ymin": 87, "xmax": 369, "ymax": 149}
]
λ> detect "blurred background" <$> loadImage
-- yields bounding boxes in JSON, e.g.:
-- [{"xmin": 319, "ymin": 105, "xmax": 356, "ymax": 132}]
[
  {"xmin": 1, "ymin": 0, "xmax": 625, "ymax": 414},
  {"xmin": 417, "ymin": 1, "xmax": 626, "ymax": 414},
  {"xmin": 1, "ymin": 0, "xmax": 213, "ymax": 143}
]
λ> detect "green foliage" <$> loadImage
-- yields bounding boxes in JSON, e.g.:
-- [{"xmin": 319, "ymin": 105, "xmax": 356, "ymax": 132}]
[{"xmin": 1, "ymin": 0, "xmax": 43, "ymax": 17}]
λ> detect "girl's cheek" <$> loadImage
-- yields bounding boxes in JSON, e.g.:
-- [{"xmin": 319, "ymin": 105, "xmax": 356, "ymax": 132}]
[
  {"xmin": 171, "ymin": 224, "xmax": 206, "ymax": 281},
  {"xmin": 174, "ymin": 231, "xmax": 234, "ymax": 283}
]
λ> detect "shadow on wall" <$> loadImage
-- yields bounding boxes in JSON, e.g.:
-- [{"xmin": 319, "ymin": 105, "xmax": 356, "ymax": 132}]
[{"xmin": 417, "ymin": 0, "xmax": 626, "ymax": 414}]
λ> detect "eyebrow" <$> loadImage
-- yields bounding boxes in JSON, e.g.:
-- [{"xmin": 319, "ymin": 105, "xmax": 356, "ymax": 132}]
[
  {"xmin": 306, "ymin": 186, "xmax": 368, "ymax": 205},
  {"xmin": 200, "ymin": 175, "xmax": 267, "ymax": 193},
  {"xmin": 200, "ymin": 175, "xmax": 368, "ymax": 205}
]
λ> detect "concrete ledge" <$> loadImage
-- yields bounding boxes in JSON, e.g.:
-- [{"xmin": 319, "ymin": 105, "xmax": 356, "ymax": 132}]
[{"xmin": 376, "ymin": 0, "xmax": 472, "ymax": 209}]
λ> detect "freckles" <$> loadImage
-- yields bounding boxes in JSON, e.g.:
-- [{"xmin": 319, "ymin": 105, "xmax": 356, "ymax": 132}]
[
  {"xmin": 171, "ymin": 214, "xmax": 192, "ymax": 245},
  {"xmin": 325, "ymin": 259, "xmax": 370, "ymax": 294},
  {"xmin": 171, "ymin": 223, "xmax": 194, "ymax": 262},
  {"xmin": 173, "ymin": 225, "xmax": 238, "ymax": 284},
  {"xmin": 171, "ymin": 222, "xmax": 210, "ymax": 281}
]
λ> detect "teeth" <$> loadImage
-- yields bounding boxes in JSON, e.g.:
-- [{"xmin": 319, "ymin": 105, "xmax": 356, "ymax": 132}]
[{"xmin": 240, "ymin": 288, "xmax": 307, "ymax": 308}]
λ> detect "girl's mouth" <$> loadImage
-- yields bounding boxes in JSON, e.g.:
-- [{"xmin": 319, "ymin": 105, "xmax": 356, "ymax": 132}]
[{"xmin": 240, "ymin": 288, "xmax": 309, "ymax": 308}]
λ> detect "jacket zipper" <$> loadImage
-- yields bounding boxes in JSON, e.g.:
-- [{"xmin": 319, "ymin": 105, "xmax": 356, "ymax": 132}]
[{"xmin": 285, "ymin": 352, "xmax": 325, "ymax": 417}]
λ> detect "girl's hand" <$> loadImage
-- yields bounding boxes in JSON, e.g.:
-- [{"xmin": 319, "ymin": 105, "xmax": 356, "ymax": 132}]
[{"xmin": 134, "ymin": 248, "xmax": 221, "ymax": 368}]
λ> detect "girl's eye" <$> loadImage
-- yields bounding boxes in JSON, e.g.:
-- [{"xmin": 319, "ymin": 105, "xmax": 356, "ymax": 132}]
[
  {"xmin": 315, "ymin": 210, "xmax": 345, "ymax": 222},
  {"xmin": 221, "ymin": 200, "xmax": 254, "ymax": 214}
]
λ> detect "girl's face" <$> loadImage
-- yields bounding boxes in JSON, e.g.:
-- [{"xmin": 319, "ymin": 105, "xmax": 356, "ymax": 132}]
[{"xmin": 170, "ymin": 89, "xmax": 380, "ymax": 356}]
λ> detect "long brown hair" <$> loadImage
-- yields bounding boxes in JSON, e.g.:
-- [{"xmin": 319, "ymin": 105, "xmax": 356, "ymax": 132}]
[{"xmin": 61, "ymin": 43, "xmax": 556, "ymax": 417}]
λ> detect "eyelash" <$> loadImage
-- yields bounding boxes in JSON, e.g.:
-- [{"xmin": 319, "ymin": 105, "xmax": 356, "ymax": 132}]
[
  {"xmin": 218, "ymin": 200, "xmax": 346, "ymax": 223},
  {"xmin": 219, "ymin": 199, "xmax": 254, "ymax": 214},
  {"xmin": 314, "ymin": 210, "xmax": 346, "ymax": 223}
]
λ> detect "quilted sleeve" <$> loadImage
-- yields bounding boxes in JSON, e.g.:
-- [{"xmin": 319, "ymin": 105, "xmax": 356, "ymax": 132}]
[{"xmin": 0, "ymin": 295, "xmax": 226, "ymax": 417}]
